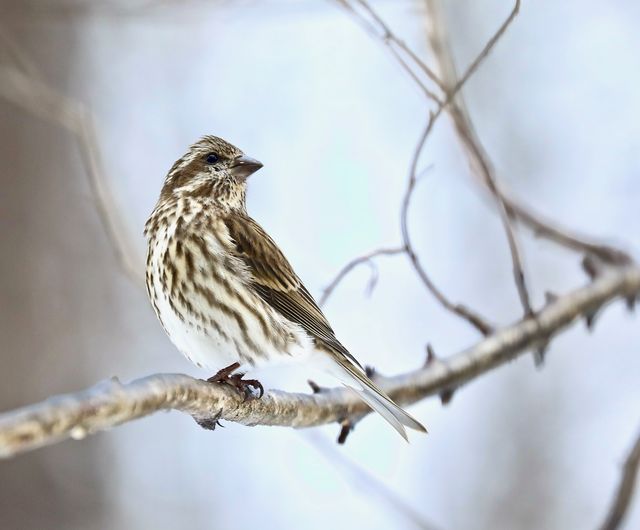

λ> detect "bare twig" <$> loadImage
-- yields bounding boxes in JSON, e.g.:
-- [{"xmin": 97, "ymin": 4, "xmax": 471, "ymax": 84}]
[
  {"xmin": 355, "ymin": 0, "xmax": 445, "ymax": 92},
  {"xmin": 334, "ymin": 0, "xmax": 524, "ymax": 335},
  {"xmin": 336, "ymin": 0, "xmax": 443, "ymax": 105},
  {"xmin": 319, "ymin": 108, "xmax": 493, "ymax": 333},
  {"xmin": 344, "ymin": 0, "xmax": 445, "ymax": 103},
  {"xmin": 600, "ymin": 428, "xmax": 640, "ymax": 530},
  {"xmin": 423, "ymin": 0, "xmax": 534, "ymax": 318},
  {"xmin": 446, "ymin": 0, "xmax": 521, "ymax": 96},
  {"xmin": 1, "ymin": 265, "xmax": 638, "ymax": 458},
  {"xmin": 335, "ymin": 0, "xmax": 444, "ymax": 104},
  {"xmin": 505, "ymin": 197, "xmax": 632, "ymax": 265},
  {"xmin": 0, "ymin": 40, "xmax": 142, "ymax": 286},
  {"xmin": 319, "ymin": 246, "xmax": 406, "ymax": 307},
  {"xmin": 401, "ymin": 112, "xmax": 494, "ymax": 336},
  {"xmin": 339, "ymin": 0, "xmax": 633, "ymax": 355},
  {"xmin": 422, "ymin": 0, "xmax": 631, "ymax": 267},
  {"xmin": 398, "ymin": 0, "xmax": 523, "ymax": 332}
]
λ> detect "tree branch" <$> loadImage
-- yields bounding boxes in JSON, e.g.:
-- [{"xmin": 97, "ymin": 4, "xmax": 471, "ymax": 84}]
[
  {"xmin": 1, "ymin": 265, "xmax": 638, "ymax": 458},
  {"xmin": 326, "ymin": 0, "xmax": 521, "ymax": 334},
  {"xmin": 400, "ymin": 112, "xmax": 495, "ymax": 336},
  {"xmin": 600, "ymin": 427, "xmax": 640, "ymax": 530},
  {"xmin": 422, "ymin": 0, "xmax": 632, "ymax": 268},
  {"xmin": 422, "ymin": 0, "xmax": 534, "ymax": 321}
]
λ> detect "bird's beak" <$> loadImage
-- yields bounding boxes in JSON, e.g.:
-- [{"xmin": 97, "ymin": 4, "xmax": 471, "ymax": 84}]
[{"xmin": 230, "ymin": 155, "xmax": 263, "ymax": 180}]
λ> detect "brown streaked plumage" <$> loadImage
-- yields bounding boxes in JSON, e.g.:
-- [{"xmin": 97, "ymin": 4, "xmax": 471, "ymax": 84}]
[{"xmin": 144, "ymin": 135, "xmax": 426, "ymax": 439}]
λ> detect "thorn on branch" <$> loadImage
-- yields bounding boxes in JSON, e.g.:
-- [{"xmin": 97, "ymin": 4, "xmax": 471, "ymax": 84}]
[
  {"xmin": 534, "ymin": 342, "xmax": 549, "ymax": 367},
  {"xmin": 425, "ymin": 343, "xmax": 437, "ymax": 365},
  {"xmin": 307, "ymin": 380, "xmax": 327, "ymax": 394},
  {"xmin": 439, "ymin": 388, "xmax": 455, "ymax": 406},
  {"xmin": 583, "ymin": 254, "xmax": 605, "ymax": 280},
  {"xmin": 626, "ymin": 295, "xmax": 637, "ymax": 313},
  {"xmin": 544, "ymin": 291, "xmax": 559, "ymax": 305},
  {"xmin": 585, "ymin": 310, "xmax": 600, "ymax": 332},
  {"xmin": 337, "ymin": 419, "xmax": 354, "ymax": 444}
]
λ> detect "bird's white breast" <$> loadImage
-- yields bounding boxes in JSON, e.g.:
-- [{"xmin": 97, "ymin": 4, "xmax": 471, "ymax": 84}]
[{"xmin": 145, "ymin": 202, "xmax": 312, "ymax": 372}]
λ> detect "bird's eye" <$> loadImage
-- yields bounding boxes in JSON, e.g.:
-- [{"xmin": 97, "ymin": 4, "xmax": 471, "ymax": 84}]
[{"xmin": 205, "ymin": 153, "xmax": 219, "ymax": 164}]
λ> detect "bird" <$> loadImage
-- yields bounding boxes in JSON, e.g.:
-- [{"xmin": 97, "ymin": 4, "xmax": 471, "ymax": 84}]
[{"xmin": 144, "ymin": 135, "xmax": 426, "ymax": 440}]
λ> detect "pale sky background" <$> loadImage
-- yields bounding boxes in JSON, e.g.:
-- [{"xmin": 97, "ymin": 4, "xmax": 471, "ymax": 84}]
[{"xmin": 1, "ymin": 1, "xmax": 639, "ymax": 529}]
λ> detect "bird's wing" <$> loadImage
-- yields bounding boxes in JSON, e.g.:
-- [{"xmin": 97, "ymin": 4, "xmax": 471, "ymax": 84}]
[
  {"xmin": 222, "ymin": 213, "xmax": 361, "ymax": 367},
  {"xmin": 222, "ymin": 213, "xmax": 427, "ymax": 438}
]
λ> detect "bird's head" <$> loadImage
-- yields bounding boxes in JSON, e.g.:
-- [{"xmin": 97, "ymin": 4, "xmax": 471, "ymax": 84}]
[{"xmin": 160, "ymin": 135, "xmax": 263, "ymax": 210}]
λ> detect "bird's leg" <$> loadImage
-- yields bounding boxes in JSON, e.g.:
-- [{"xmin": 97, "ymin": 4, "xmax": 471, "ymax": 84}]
[{"xmin": 206, "ymin": 362, "xmax": 264, "ymax": 398}]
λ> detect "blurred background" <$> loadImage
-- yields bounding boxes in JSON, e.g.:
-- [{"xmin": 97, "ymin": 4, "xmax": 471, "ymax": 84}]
[{"xmin": 1, "ymin": 1, "xmax": 639, "ymax": 528}]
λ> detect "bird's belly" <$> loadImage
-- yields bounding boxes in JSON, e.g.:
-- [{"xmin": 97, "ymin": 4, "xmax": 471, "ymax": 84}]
[
  {"xmin": 158, "ymin": 302, "xmax": 241, "ymax": 369},
  {"xmin": 150, "ymin": 273, "xmax": 312, "ymax": 371}
]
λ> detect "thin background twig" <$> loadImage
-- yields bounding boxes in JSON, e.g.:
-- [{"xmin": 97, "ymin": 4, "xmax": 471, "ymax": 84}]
[
  {"xmin": 325, "ymin": 0, "xmax": 524, "ymax": 336},
  {"xmin": 0, "ymin": 27, "xmax": 142, "ymax": 286}
]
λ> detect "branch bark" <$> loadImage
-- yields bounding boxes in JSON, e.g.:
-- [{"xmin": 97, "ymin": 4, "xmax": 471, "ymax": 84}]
[{"xmin": 1, "ymin": 265, "xmax": 638, "ymax": 458}]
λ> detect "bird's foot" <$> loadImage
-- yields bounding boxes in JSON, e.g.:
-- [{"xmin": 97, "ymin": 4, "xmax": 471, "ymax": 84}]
[
  {"xmin": 227, "ymin": 373, "xmax": 264, "ymax": 399},
  {"xmin": 207, "ymin": 362, "xmax": 264, "ymax": 399}
]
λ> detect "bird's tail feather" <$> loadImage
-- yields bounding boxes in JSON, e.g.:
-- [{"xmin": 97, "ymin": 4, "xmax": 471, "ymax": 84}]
[{"xmin": 331, "ymin": 356, "xmax": 427, "ymax": 441}]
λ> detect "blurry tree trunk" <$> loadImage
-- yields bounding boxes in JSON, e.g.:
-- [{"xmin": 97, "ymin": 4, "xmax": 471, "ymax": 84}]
[{"xmin": 0, "ymin": 6, "xmax": 110, "ymax": 530}]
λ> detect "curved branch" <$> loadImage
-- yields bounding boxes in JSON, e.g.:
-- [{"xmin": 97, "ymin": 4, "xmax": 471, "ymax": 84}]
[
  {"xmin": 400, "ymin": 112, "xmax": 495, "ymax": 336},
  {"xmin": 338, "ymin": 0, "xmax": 520, "ymax": 337},
  {"xmin": 1, "ymin": 265, "xmax": 638, "ymax": 458}
]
